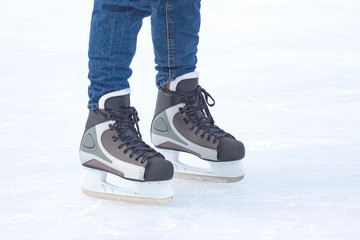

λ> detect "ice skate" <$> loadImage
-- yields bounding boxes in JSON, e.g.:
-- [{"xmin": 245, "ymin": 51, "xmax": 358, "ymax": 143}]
[
  {"xmin": 79, "ymin": 89, "xmax": 174, "ymax": 204},
  {"xmin": 151, "ymin": 72, "xmax": 245, "ymax": 182}
]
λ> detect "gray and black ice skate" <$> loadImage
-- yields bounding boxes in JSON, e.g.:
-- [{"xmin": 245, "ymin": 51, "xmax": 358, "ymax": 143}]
[
  {"xmin": 151, "ymin": 72, "xmax": 245, "ymax": 182},
  {"xmin": 79, "ymin": 89, "xmax": 174, "ymax": 203}
]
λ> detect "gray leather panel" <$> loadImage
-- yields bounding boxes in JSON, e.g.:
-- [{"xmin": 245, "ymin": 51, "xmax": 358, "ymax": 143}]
[
  {"xmin": 80, "ymin": 126, "xmax": 113, "ymax": 163},
  {"xmin": 82, "ymin": 133, "xmax": 95, "ymax": 148},
  {"xmin": 153, "ymin": 117, "xmax": 169, "ymax": 132},
  {"xmin": 151, "ymin": 110, "xmax": 187, "ymax": 145}
]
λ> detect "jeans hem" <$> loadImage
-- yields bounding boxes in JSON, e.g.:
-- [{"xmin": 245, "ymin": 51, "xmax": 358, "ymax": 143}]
[
  {"xmin": 156, "ymin": 77, "xmax": 173, "ymax": 88},
  {"xmin": 156, "ymin": 68, "xmax": 197, "ymax": 88},
  {"xmin": 87, "ymin": 103, "xmax": 99, "ymax": 111}
]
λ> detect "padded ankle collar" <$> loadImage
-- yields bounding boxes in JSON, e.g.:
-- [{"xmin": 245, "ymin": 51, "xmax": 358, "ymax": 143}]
[{"xmin": 98, "ymin": 88, "xmax": 131, "ymax": 110}]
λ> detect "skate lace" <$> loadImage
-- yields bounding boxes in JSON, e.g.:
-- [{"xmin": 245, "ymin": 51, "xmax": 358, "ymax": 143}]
[
  {"xmin": 99, "ymin": 107, "xmax": 162, "ymax": 163},
  {"xmin": 178, "ymin": 86, "xmax": 233, "ymax": 143}
]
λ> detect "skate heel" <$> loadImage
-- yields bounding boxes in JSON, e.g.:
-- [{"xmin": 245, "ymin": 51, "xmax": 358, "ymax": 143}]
[
  {"xmin": 81, "ymin": 167, "xmax": 173, "ymax": 204},
  {"xmin": 156, "ymin": 148, "xmax": 245, "ymax": 183}
]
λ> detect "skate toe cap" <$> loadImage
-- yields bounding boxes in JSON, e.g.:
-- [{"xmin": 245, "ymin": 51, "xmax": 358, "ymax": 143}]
[
  {"xmin": 144, "ymin": 157, "xmax": 174, "ymax": 181},
  {"xmin": 217, "ymin": 138, "xmax": 245, "ymax": 161}
]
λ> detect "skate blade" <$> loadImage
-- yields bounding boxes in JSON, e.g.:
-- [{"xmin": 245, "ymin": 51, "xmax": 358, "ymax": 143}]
[
  {"xmin": 82, "ymin": 188, "xmax": 172, "ymax": 204},
  {"xmin": 174, "ymin": 172, "xmax": 244, "ymax": 183},
  {"xmin": 158, "ymin": 149, "xmax": 245, "ymax": 182},
  {"xmin": 81, "ymin": 167, "xmax": 173, "ymax": 204}
]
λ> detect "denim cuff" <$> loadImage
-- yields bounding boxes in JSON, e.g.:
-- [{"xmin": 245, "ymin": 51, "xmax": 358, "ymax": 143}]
[
  {"xmin": 87, "ymin": 103, "xmax": 99, "ymax": 111},
  {"xmin": 156, "ymin": 78, "xmax": 172, "ymax": 88}
]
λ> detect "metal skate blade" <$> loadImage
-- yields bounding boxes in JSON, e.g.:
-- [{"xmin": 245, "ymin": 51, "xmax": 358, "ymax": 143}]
[
  {"xmin": 174, "ymin": 172, "xmax": 245, "ymax": 183},
  {"xmin": 174, "ymin": 152, "xmax": 245, "ymax": 182},
  {"xmin": 81, "ymin": 167, "xmax": 173, "ymax": 204},
  {"xmin": 82, "ymin": 188, "xmax": 173, "ymax": 204}
]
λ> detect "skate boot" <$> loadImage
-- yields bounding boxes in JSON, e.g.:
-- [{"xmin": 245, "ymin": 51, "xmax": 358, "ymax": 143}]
[
  {"xmin": 79, "ymin": 89, "xmax": 174, "ymax": 204},
  {"xmin": 151, "ymin": 72, "xmax": 245, "ymax": 182}
]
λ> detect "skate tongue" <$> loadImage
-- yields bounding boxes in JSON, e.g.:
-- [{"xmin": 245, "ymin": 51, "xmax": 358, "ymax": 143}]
[
  {"xmin": 176, "ymin": 78, "xmax": 199, "ymax": 93},
  {"xmin": 105, "ymin": 95, "xmax": 130, "ymax": 110},
  {"xmin": 112, "ymin": 107, "xmax": 143, "ymax": 139},
  {"xmin": 120, "ymin": 125, "xmax": 139, "ymax": 138}
]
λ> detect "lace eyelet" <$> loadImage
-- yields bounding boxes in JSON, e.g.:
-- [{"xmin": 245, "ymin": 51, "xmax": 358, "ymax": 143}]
[
  {"xmin": 123, "ymin": 150, "xmax": 128, "ymax": 154},
  {"xmin": 195, "ymin": 130, "xmax": 200, "ymax": 135},
  {"xmin": 206, "ymin": 137, "xmax": 211, "ymax": 142},
  {"xmin": 200, "ymin": 134, "xmax": 205, "ymax": 139},
  {"xmin": 213, "ymin": 139, "xmax": 217, "ymax": 144}
]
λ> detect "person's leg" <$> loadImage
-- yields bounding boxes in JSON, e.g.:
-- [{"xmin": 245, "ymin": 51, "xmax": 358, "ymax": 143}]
[
  {"xmin": 150, "ymin": 0, "xmax": 245, "ymax": 182},
  {"xmin": 150, "ymin": 0, "xmax": 201, "ymax": 87},
  {"xmin": 88, "ymin": 0, "xmax": 156, "ymax": 110},
  {"xmin": 81, "ymin": 0, "xmax": 174, "ymax": 203}
]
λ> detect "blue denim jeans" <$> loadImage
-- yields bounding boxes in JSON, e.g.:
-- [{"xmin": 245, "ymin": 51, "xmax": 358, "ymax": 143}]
[{"xmin": 87, "ymin": 0, "xmax": 201, "ymax": 110}]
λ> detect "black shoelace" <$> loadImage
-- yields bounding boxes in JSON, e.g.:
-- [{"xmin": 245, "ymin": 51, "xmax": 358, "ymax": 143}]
[
  {"xmin": 178, "ymin": 86, "xmax": 233, "ymax": 143},
  {"xmin": 99, "ymin": 107, "xmax": 162, "ymax": 163}
]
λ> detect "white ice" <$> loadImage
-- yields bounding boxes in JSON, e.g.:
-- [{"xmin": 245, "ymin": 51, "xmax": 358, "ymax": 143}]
[{"xmin": 0, "ymin": 0, "xmax": 359, "ymax": 239}]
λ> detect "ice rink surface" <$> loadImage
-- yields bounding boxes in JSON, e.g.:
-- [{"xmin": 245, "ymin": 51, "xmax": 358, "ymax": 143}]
[{"xmin": 0, "ymin": 0, "xmax": 359, "ymax": 239}]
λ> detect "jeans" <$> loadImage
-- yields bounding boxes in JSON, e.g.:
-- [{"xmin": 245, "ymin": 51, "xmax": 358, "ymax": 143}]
[{"xmin": 87, "ymin": 0, "xmax": 201, "ymax": 110}]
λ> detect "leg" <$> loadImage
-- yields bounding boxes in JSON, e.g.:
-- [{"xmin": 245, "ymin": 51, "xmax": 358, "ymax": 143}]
[
  {"xmin": 87, "ymin": 0, "xmax": 156, "ymax": 110},
  {"xmin": 81, "ymin": 0, "xmax": 174, "ymax": 203},
  {"xmin": 150, "ymin": 0, "xmax": 201, "ymax": 87},
  {"xmin": 150, "ymin": 1, "xmax": 246, "ymax": 182}
]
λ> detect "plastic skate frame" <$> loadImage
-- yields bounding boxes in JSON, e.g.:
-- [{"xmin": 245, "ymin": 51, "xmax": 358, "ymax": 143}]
[
  {"xmin": 157, "ymin": 149, "xmax": 245, "ymax": 182},
  {"xmin": 81, "ymin": 167, "xmax": 173, "ymax": 204}
]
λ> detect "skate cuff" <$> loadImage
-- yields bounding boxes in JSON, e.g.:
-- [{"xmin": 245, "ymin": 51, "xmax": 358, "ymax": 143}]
[
  {"xmin": 169, "ymin": 72, "xmax": 200, "ymax": 91},
  {"xmin": 98, "ymin": 88, "xmax": 131, "ymax": 109}
]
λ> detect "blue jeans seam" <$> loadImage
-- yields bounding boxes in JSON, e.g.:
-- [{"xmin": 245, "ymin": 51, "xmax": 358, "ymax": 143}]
[
  {"xmin": 166, "ymin": 0, "xmax": 175, "ymax": 80},
  {"xmin": 113, "ymin": 9, "xmax": 128, "ymax": 90}
]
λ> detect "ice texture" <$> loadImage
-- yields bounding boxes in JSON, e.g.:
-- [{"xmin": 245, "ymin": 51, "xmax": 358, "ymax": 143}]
[{"xmin": 0, "ymin": 0, "xmax": 359, "ymax": 239}]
